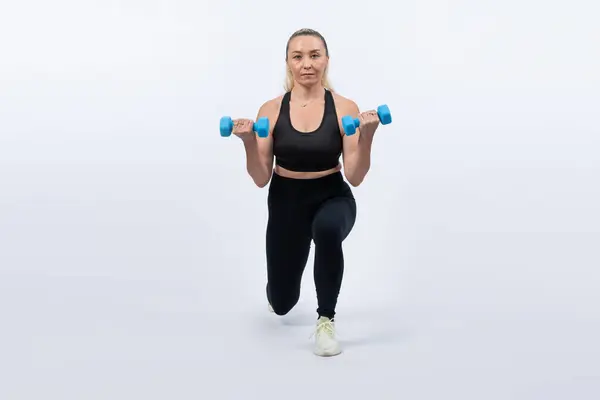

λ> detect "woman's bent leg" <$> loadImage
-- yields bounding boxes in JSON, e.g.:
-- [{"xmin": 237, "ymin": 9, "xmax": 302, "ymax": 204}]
[
  {"xmin": 265, "ymin": 193, "xmax": 312, "ymax": 316},
  {"xmin": 311, "ymin": 197, "xmax": 357, "ymax": 320}
]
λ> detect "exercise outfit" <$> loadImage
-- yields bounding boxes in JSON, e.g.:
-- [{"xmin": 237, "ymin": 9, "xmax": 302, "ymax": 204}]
[{"xmin": 266, "ymin": 89, "xmax": 356, "ymax": 320}]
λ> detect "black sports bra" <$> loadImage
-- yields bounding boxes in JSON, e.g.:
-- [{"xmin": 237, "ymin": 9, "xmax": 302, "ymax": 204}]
[{"xmin": 272, "ymin": 89, "xmax": 342, "ymax": 172}]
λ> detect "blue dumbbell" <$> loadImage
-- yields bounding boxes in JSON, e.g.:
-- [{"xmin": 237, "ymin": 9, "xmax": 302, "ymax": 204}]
[
  {"xmin": 341, "ymin": 104, "xmax": 392, "ymax": 136},
  {"xmin": 220, "ymin": 116, "xmax": 270, "ymax": 138}
]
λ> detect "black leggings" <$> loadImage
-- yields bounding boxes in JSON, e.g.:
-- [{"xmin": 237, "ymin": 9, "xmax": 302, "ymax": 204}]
[{"xmin": 265, "ymin": 171, "xmax": 357, "ymax": 320}]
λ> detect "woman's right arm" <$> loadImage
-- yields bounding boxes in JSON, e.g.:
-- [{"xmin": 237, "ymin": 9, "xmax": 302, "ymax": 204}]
[{"xmin": 241, "ymin": 100, "xmax": 276, "ymax": 188}]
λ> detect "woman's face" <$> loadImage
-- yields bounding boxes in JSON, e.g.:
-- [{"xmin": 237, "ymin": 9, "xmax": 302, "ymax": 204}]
[{"xmin": 286, "ymin": 35, "xmax": 328, "ymax": 87}]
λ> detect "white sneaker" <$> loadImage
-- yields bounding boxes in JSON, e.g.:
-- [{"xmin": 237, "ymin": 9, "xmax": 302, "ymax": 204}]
[{"xmin": 312, "ymin": 316, "xmax": 341, "ymax": 357}]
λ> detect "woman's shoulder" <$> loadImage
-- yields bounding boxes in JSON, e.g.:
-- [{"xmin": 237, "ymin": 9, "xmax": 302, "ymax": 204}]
[
  {"xmin": 258, "ymin": 94, "xmax": 286, "ymax": 113},
  {"xmin": 257, "ymin": 94, "xmax": 285, "ymax": 117},
  {"xmin": 331, "ymin": 91, "xmax": 359, "ymax": 114}
]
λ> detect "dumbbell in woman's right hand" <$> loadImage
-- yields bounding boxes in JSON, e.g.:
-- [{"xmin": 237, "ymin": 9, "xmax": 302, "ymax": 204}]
[
  {"xmin": 219, "ymin": 116, "xmax": 270, "ymax": 139},
  {"xmin": 341, "ymin": 104, "xmax": 392, "ymax": 136}
]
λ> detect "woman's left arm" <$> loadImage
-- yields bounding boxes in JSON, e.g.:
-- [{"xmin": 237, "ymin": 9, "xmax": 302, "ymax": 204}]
[{"xmin": 339, "ymin": 99, "xmax": 381, "ymax": 187}]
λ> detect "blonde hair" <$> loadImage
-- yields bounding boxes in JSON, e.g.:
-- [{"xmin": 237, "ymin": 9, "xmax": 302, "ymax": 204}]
[{"xmin": 284, "ymin": 28, "xmax": 333, "ymax": 92}]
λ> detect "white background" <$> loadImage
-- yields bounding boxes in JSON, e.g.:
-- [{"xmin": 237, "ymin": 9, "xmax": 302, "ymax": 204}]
[{"xmin": 1, "ymin": 0, "xmax": 599, "ymax": 399}]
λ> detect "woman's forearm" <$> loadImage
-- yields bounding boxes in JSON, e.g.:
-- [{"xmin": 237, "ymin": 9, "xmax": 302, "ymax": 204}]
[
  {"xmin": 243, "ymin": 137, "xmax": 272, "ymax": 188},
  {"xmin": 344, "ymin": 134, "xmax": 374, "ymax": 187}
]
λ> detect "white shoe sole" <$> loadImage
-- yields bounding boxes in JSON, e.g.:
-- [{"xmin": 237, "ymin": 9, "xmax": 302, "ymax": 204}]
[{"xmin": 314, "ymin": 346, "xmax": 342, "ymax": 357}]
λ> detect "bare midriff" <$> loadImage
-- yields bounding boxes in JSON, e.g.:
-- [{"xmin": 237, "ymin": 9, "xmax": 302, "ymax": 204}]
[{"xmin": 273, "ymin": 163, "xmax": 341, "ymax": 179}]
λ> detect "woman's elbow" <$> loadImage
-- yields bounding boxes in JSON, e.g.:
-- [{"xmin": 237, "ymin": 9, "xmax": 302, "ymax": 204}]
[
  {"xmin": 254, "ymin": 177, "xmax": 270, "ymax": 188},
  {"xmin": 248, "ymin": 167, "xmax": 271, "ymax": 188},
  {"xmin": 347, "ymin": 176, "xmax": 364, "ymax": 187},
  {"xmin": 343, "ymin": 168, "xmax": 366, "ymax": 187}
]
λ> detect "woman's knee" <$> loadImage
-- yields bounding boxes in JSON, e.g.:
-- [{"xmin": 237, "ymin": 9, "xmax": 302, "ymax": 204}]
[
  {"xmin": 312, "ymin": 219, "xmax": 344, "ymax": 245},
  {"xmin": 312, "ymin": 199, "xmax": 356, "ymax": 244},
  {"xmin": 269, "ymin": 292, "xmax": 300, "ymax": 315},
  {"xmin": 267, "ymin": 281, "xmax": 301, "ymax": 316},
  {"xmin": 270, "ymin": 298, "xmax": 298, "ymax": 316}
]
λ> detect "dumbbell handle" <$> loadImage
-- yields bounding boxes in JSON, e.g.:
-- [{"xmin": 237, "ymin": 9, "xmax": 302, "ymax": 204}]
[
  {"xmin": 219, "ymin": 116, "xmax": 269, "ymax": 138},
  {"xmin": 342, "ymin": 104, "xmax": 392, "ymax": 136},
  {"xmin": 348, "ymin": 118, "xmax": 361, "ymax": 129}
]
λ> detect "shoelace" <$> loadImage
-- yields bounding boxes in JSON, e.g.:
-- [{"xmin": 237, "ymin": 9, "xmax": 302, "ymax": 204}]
[{"xmin": 309, "ymin": 319, "xmax": 336, "ymax": 340}]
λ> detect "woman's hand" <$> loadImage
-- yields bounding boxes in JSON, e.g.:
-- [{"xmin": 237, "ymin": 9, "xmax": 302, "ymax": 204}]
[
  {"xmin": 357, "ymin": 110, "xmax": 380, "ymax": 139},
  {"xmin": 232, "ymin": 119, "xmax": 256, "ymax": 142}
]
